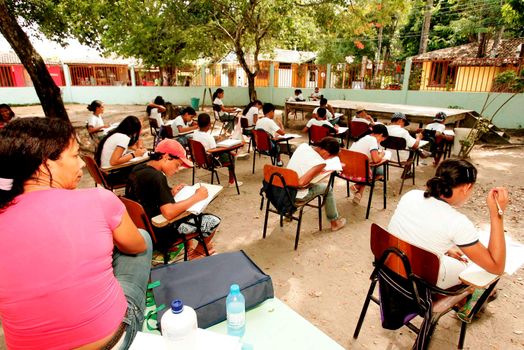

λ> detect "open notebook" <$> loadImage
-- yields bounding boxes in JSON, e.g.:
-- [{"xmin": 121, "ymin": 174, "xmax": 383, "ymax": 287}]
[
  {"xmin": 174, "ymin": 183, "xmax": 222, "ymax": 215},
  {"xmin": 216, "ymin": 139, "xmax": 242, "ymax": 148},
  {"xmin": 459, "ymin": 231, "xmax": 524, "ymax": 287}
]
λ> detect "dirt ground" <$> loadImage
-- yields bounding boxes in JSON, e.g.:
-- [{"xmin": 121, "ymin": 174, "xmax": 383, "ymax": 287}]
[{"xmin": 1, "ymin": 104, "xmax": 523, "ymax": 349}]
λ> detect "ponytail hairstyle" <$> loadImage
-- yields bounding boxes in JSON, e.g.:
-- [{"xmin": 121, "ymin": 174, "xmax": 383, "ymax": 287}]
[
  {"xmin": 212, "ymin": 88, "xmax": 224, "ymax": 101},
  {"xmin": 87, "ymin": 100, "xmax": 103, "ymax": 114},
  {"xmin": 424, "ymin": 159, "xmax": 477, "ymax": 199},
  {"xmin": 95, "ymin": 116, "xmax": 142, "ymax": 165},
  {"xmin": 0, "ymin": 117, "xmax": 75, "ymax": 211},
  {"xmin": 242, "ymin": 99, "xmax": 262, "ymax": 116}
]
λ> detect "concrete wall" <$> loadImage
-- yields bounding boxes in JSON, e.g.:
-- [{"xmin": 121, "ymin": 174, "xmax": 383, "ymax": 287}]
[{"xmin": 1, "ymin": 85, "xmax": 522, "ymax": 128}]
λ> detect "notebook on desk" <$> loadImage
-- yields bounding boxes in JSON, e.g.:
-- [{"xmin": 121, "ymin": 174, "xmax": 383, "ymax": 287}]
[{"xmin": 174, "ymin": 183, "xmax": 223, "ymax": 215}]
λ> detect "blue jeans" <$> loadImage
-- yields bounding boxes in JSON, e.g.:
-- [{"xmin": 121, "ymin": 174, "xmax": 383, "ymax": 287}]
[
  {"xmin": 302, "ymin": 183, "xmax": 339, "ymax": 221},
  {"xmin": 113, "ymin": 229, "xmax": 152, "ymax": 349}
]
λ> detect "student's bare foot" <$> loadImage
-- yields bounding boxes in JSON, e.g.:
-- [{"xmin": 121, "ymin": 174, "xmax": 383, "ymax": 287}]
[{"xmin": 331, "ymin": 218, "xmax": 346, "ymax": 232}]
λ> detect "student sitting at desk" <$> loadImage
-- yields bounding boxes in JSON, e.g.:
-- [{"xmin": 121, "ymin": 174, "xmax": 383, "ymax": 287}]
[
  {"xmin": 312, "ymin": 98, "xmax": 341, "ymax": 125},
  {"xmin": 302, "ymin": 107, "xmax": 337, "ymax": 133},
  {"xmin": 86, "ymin": 100, "xmax": 109, "ymax": 136},
  {"xmin": 146, "ymin": 96, "xmax": 167, "ymax": 127},
  {"xmin": 386, "ymin": 112, "xmax": 431, "ymax": 161},
  {"xmin": 388, "ymin": 159, "xmax": 508, "ymax": 292},
  {"xmin": 348, "ymin": 124, "xmax": 389, "ymax": 204},
  {"xmin": 288, "ymin": 89, "xmax": 305, "ymax": 102},
  {"xmin": 352, "ymin": 106, "xmax": 375, "ymax": 126},
  {"xmin": 424, "ymin": 111, "xmax": 453, "ymax": 166},
  {"xmin": 213, "ymin": 88, "xmax": 238, "ymax": 134},
  {"xmin": 126, "ymin": 139, "xmax": 221, "ymax": 258},
  {"xmin": 192, "ymin": 113, "xmax": 243, "ymax": 188},
  {"xmin": 96, "ymin": 115, "xmax": 147, "ymax": 183},
  {"xmin": 255, "ymin": 103, "xmax": 289, "ymax": 167},
  {"xmin": 171, "ymin": 106, "xmax": 198, "ymax": 146},
  {"xmin": 242, "ymin": 100, "xmax": 263, "ymax": 127},
  {"xmin": 310, "ymin": 87, "xmax": 322, "ymax": 101},
  {"xmin": 287, "ymin": 137, "xmax": 346, "ymax": 231}
]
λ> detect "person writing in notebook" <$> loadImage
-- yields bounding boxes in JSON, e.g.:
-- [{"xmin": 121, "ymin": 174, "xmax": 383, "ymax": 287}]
[
  {"xmin": 287, "ymin": 137, "xmax": 346, "ymax": 231},
  {"xmin": 255, "ymin": 103, "xmax": 288, "ymax": 167},
  {"xmin": 388, "ymin": 159, "xmax": 508, "ymax": 290},
  {"xmin": 192, "ymin": 113, "xmax": 243, "ymax": 188},
  {"xmin": 126, "ymin": 139, "xmax": 220, "ymax": 258},
  {"xmin": 348, "ymin": 124, "xmax": 389, "ymax": 204}
]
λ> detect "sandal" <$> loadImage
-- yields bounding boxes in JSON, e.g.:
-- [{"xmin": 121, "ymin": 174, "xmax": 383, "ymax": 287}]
[{"xmin": 352, "ymin": 192, "xmax": 362, "ymax": 204}]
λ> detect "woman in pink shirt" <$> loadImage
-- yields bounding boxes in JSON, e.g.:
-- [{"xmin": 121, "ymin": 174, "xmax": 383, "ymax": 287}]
[{"xmin": 0, "ymin": 117, "xmax": 152, "ymax": 350}]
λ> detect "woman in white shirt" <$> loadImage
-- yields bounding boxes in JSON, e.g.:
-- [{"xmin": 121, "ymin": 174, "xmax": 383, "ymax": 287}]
[
  {"xmin": 212, "ymin": 88, "xmax": 237, "ymax": 133},
  {"xmin": 95, "ymin": 116, "xmax": 147, "ymax": 184},
  {"xmin": 146, "ymin": 96, "xmax": 166, "ymax": 127},
  {"xmin": 242, "ymin": 100, "xmax": 263, "ymax": 127},
  {"xmin": 86, "ymin": 100, "xmax": 108, "ymax": 135},
  {"xmin": 388, "ymin": 159, "xmax": 508, "ymax": 290}
]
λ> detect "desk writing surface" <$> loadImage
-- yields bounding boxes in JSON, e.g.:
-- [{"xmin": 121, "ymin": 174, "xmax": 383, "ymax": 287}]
[
  {"xmin": 101, "ymin": 154, "xmax": 150, "ymax": 171},
  {"xmin": 208, "ymin": 298, "xmax": 344, "ymax": 350}
]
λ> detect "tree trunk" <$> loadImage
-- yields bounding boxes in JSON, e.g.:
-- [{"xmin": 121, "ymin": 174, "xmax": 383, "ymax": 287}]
[
  {"xmin": 490, "ymin": 26, "xmax": 505, "ymax": 58},
  {"xmin": 374, "ymin": 26, "xmax": 383, "ymax": 80},
  {"xmin": 418, "ymin": 0, "xmax": 433, "ymax": 54},
  {"xmin": 0, "ymin": 1, "xmax": 68, "ymax": 120},
  {"xmin": 247, "ymin": 73, "xmax": 256, "ymax": 101},
  {"xmin": 477, "ymin": 32, "xmax": 489, "ymax": 58}
]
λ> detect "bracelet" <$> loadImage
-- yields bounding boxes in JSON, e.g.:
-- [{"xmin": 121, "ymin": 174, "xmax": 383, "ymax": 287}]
[{"xmin": 130, "ymin": 152, "xmax": 135, "ymax": 158}]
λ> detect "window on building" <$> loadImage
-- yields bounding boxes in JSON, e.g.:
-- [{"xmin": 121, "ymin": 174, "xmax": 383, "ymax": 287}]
[
  {"xmin": 0, "ymin": 66, "xmax": 15, "ymax": 87},
  {"xmin": 428, "ymin": 61, "xmax": 457, "ymax": 87}
]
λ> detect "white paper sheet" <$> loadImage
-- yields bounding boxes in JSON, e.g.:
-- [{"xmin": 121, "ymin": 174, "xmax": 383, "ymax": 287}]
[
  {"xmin": 216, "ymin": 139, "xmax": 242, "ymax": 148},
  {"xmin": 174, "ymin": 183, "xmax": 223, "ymax": 215},
  {"xmin": 278, "ymin": 133, "xmax": 301, "ymax": 139},
  {"xmin": 443, "ymin": 130, "xmax": 455, "ymax": 136},
  {"xmin": 336, "ymin": 127, "xmax": 348, "ymax": 134},
  {"xmin": 324, "ymin": 156, "xmax": 342, "ymax": 171}
]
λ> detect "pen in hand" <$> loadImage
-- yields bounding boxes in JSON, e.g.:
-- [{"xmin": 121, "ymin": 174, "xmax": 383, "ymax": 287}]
[{"xmin": 495, "ymin": 196, "xmax": 504, "ymax": 216}]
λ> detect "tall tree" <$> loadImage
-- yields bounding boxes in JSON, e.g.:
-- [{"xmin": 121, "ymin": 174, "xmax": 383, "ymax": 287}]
[
  {"xmin": 196, "ymin": 0, "xmax": 298, "ymax": 100},
  {"xmin": 0, "ymin": 0, "xmax": 68, "ymax": 120}
]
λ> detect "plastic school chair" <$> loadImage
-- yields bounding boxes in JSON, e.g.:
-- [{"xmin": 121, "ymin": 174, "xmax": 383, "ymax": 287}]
[
  {"xmin": 82, "ymin": 155, "xmax": 126, "ymax": 192},
  {"xmin": 380, "ymin": 136, "xmax": 417, "ymax": 195},
  {"xmin": 308, "ymin": 125, "xmax": 332, "ymax": 145}
]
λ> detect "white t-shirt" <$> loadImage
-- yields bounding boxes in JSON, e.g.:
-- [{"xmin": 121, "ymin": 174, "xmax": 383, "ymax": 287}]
[
  {"xmin": 255, "ymin": 117, "xmax": 281, "ymax": 138},
  {"xmin": 386, "ymin": 125, "xmax": 417, "ymax": 148},
  {"xmin": 173, "ymin": 116, "xmax": 187, "ymax": 129},
  {"xmin": 311, "ymin": 91, "xmax": 321, "ymax": 99},
  {"xmin": 243, "ymin": 106, "xmax": 259, "ymax": 126},
  {"xmin": 100, "ymin": 133, "xmax": 131, "ymax": 168},
  {"xmin": 213, "ymin": 98, "xmax": 225, "ymax": 116},
  {"xmin": 349, "ymin": 135, "xmax": 379, "ymax": 159},
  {"xmin": 425, "ymin": 122, "xmax": 446, "ymax": 133},
  {"xmin": 87, "ymin": 114, "xmax": 104, "ymax": 128},
  {"xmin": 150, "ymin": 108, "xmax": 164, "ymax": 126},
  {"xmin": 388, "ymin": 189, "xmax": 479, "ymax": 288},
  {"xmin": 312, "ymin": 107, "xmax": 334, "ymax": 120},
  {"xmin": 287, "ymin": 143, "xmax": 326, "ymax": 178},
  {"xmin": 306, "ymin": 119, "xmax": 333, "ymax": 129},
  {"xmin": 192, "ymin": 130, "xmax": 216, "ymax": 151},
  {"xmin": 351, "ymin": 116, "xmax": 371, "ymax": 125}
]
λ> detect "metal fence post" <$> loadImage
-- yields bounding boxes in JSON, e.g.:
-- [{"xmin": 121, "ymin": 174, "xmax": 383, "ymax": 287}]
[{"xmin": 402, "ymin": 58, "xmax": 412, "ymax": 104}]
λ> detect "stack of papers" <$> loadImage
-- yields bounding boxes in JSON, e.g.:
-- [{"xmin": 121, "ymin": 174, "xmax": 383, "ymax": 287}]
[
  {"xmin": 216, "ymin": 139, "xmax": 242, "ymax": 148},
  {"xmin": 174, "ymin": 183, "xmax": 222, "ymax": 214}
]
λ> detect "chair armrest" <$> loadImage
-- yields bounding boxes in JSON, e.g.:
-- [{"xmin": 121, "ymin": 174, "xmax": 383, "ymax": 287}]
[
  {"xmin": 151, "ymin": 211, "xmax": 192, "ymax": 228},
  {"xmin": 370, "ymin": 159, "xmax": 388, "ymax": 167}
]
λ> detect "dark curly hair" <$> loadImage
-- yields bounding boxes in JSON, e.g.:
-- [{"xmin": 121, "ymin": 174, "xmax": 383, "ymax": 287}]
[
  {"xmin": 0, "ymin": 117, "xmax": 75, "ymax": 210},
  {"xmin": 424, "ymin": 159, "xmax": 477, "ymax": 199},
  {"xmin": 95, "ymin": 116, "xmax": 142, "ymax": 165}
]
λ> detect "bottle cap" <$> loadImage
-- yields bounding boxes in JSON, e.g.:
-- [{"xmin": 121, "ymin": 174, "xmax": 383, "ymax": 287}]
[
  {"xmin": 171, "ymin": 299, "xmax": 184, "ymax": 314},
  {"xmin": 230, "ymin": 284, "xmax": 240, "ymax": 294}
]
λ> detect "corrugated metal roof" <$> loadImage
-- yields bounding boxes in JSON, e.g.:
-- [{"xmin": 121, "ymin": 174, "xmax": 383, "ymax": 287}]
[
  {"xmin": 0, "ymin": 51, "xmax": 60, "ymax": 65},
  {"xmin": 412, "ymin": 38, "xmax": 524, "ymax": 63}
]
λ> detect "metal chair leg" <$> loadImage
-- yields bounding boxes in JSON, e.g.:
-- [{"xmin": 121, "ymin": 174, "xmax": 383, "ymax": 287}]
[
  {"xmin": 294, "ymin": 208, "xmax": 304, "ymax": 250},
  {"xmin": 366, "ymin": 182, "xmax": 375, "ymax": 219},
  {"xmin": 353, "ymin": 278, "xmax": 378, "ymax": 339},
  {"xmin": 318, "ymin": 196, "xmax": 322, "ymax": 230},
  {"xmin": 252, "ymin": 150, "xmax": 257, "ymax": 174},
  {"xmin": 262, "ymin": 200, "xmax": 270, "ymax": 239}
]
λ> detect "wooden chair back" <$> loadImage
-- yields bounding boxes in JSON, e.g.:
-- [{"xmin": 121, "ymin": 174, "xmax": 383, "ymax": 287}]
[
  {"xmin": 240, "ymin": 117, "xmax": 250, "ymax": 129},
  {"xmin": 212, "ymin": 104, "xmax": 222, "ymax": 113},
  {"xmin": 423, "ymin": 129, "xmax": 437, "ymax": 140},
  {"xmin": 163, "ymin": 124, "xmax": 175, "ymax": 139},
  {"xmin": 263, "ymin": 164, "xmax": 300, "ymax": 188},
  {"xmin": 381, "ymin": 135, "xmax": 407, "ymax": 150},
  {"xmin": 82, "ymin": 155, "xmax": 109, "ymax": 189},
  {"xmin": 370, "ymin": 223, "xmax": 439, "ymax": 285},
  {"xmin": 338, "ymin": 149, "xmax": 370, "ymax": 182},
  {"xmin": 308, "ymin": 125, "xmax": 331, "ymax": 145},
  {"xmin": 253, "ymin": 129, "xmax": 273, "ymax": 153},
  {"xmin": 189, "ymin": 139, "xmax": 212, "ymax": 170},
  {"xmin": 120, "ymin": 197, "xmax": 158, "ymax": 244},
  {"xmin": 350, "ymin": 121, "xmax": 371, "ymax": 139},
  {"xmin": 149, "ymin": 118, "xmax": 160, "ymax": 136}
]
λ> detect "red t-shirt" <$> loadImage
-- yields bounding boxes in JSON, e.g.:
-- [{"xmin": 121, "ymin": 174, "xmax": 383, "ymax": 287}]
[{"xmin": 0, "ymin": 188, "xmax": 127, "ymax": 349}]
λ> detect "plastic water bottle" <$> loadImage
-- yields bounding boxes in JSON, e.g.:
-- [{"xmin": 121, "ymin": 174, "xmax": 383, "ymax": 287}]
[
  {"xmin": 226, "ymin": 284, "xmax": 246, "ymax": 337},
  {"xmin": 161, "ymin": 299, "xmax": 198, "ymax": 349}
]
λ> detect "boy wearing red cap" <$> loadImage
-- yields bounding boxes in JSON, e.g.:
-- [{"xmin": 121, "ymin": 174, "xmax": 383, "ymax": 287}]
[{"xmin": 126, "ymin": 139, "xmax": 220, "ymax": 258}]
